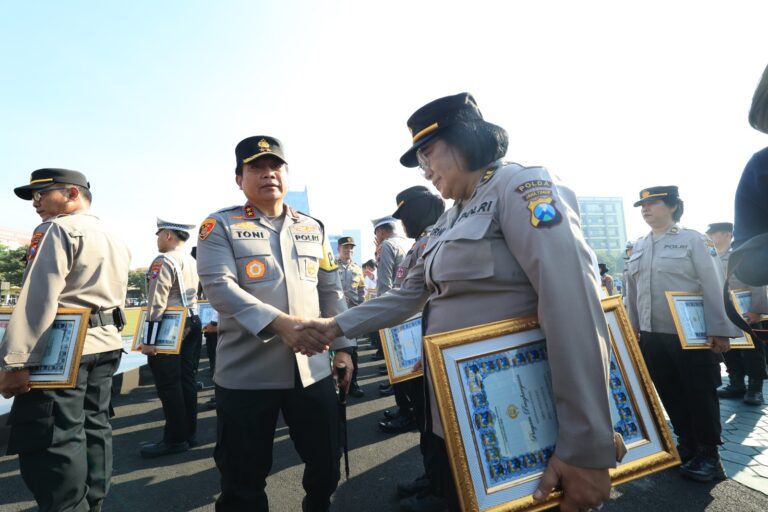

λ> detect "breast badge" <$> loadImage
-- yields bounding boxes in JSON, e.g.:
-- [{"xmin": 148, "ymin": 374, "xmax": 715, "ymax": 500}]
[{"xmin": 245, "ymin": 259, "xmax": 266, "ymax": 280}]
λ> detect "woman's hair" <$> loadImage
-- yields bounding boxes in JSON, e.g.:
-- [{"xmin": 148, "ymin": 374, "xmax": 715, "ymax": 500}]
[
  {"xmin": 440, "ymin": 121, "xmax": 509, "ymax": 171},
  {"xmin": 749, "ymin": 64, "xmax": 768, "ymax": 134},
  {"xmin": 400, "ymin": 194, "xmax": 446, "ymax": 239},
  {"xmin": 362, "ymin": 259, "xmax": 376, "ymax": 270},
  {"xmin": 662, "ymin": 197, "xmax": 685, "ymax": 221}
]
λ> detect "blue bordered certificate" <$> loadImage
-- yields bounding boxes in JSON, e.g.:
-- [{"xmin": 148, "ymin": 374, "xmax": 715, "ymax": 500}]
[
  {"xmin": 380, "ymin": 315, "xmax": 423, "ymax": 383},
  {"xmin": 131, "ymin": 306, "xmax": 188, "ymax": 355},
  {"xmin": 424, "ymin": 296, "xmax": 679, "ymax": 512},
  {"xmin": 0, "ymin": 307, "xmax": 90, "ymax": 388},
  {"xmin": 198, "ymin": 301, "xmax": 216, "ymax": 326},
  {"xmin": 666, "ymin": 291, "xmax": 753, "ymax": 349}
]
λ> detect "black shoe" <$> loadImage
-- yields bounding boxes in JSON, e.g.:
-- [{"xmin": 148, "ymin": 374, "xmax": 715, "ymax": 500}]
[
  {"xmin": 372, "ymin": 351, "xmax": 384, "ymax": 361},
  {"xmin": 743, "ymin": 390, "xmax": 764, "ymax": 405},
  {"xmin": 397, "ymin": 474, "xmax": 430, "ymax": 498},
  {"xmin": 717, "ymin": 383, "xmax": 746, "ymax": 399},
  {"xmin": 350, "ymin": 383, "xmax": 365, "ymax": 398},
  {"xmin": 383, "ymin": 408, "xmax": 400, "ymax": 420},
  {"xmin": 399, "ymin": 492, "xmax": 446, "ymax": 512},
  {"xmin": 676, "ymin": 444, "xmax": 696, "ymax": 464},
  {"xmin": 205, "ymin": 397, "xmax": 217, "ymax": 410},
  {"xmin": 187, "ymin": 437, "xmax": 198, "ymax": 448},
  {"xmin": 379, "ymin": 415, "xmax": 416, "ymax": 434},
  {"xmin": 379, "ymin": 365, "xmax": 389, "ymax": 376},
  {"xmin": 380, "ymin": 384, "xmax": 394, "ymax": 396},
  {"xmin": 679, "ymin": 450, "xmax": 726, "ymax": 482},
  {"xmin": 140, "ymin": 440, "xmax": 190, "ymax": 458}
]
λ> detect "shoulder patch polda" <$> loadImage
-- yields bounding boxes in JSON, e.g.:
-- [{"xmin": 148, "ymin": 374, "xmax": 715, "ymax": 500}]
[{"xmin": 199, "ymin": 218, "xmax": 217, "ymax": 241}]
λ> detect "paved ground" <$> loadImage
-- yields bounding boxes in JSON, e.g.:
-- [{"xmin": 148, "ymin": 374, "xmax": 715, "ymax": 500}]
[{"xmin": 0, "ymin": 341, "xmax": 767, "ymax": 511}]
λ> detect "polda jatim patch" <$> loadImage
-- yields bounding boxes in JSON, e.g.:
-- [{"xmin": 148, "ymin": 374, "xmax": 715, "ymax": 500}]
[
  {"xmin": 245, "ymin": 259, "xmax": 266, "ymax": 280},
  {"xmin": 199, "ymin": 218, "xmax": 217, "ymax": 240},
  {"xmin": 26, "ymin": 232, "xmax": 44, "ymax": 261},
  {"xmin": 149, "ymin": 261, "xmax": 163, "ymax": 280}
]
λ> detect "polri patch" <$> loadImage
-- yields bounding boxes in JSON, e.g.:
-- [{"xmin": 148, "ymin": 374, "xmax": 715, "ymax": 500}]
[
  {"xmin": 527, "ymin": 197, "xmax": 562, "ymax": 228},
  {"xmin": 26, "ymin": 232, "xmax": 44, "ymax": 261},
  {"xmin": 149, "ymin": 261, "xmax": 163, "ymax": 280},
  {"xmin": 199, "ymin": 218, "xmax": 217, "ymax": 240}
]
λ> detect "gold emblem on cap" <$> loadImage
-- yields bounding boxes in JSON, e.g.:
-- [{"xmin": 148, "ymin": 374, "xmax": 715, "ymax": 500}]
[
  {"xmin": 258, "ymin": 138, "xmax": 271, "ymax": 152},
  {"xmin": 641, "ymin": 191, "xmax": 650, "ymax": 198}
]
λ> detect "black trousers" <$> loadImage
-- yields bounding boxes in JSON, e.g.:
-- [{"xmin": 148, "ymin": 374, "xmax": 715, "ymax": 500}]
[
  {"xmin": 205, "ymin": 331, "xmax": 218, "ymax": 377},
  {"xmin": 147, "ymin": 316, "xmax": 202, "ymax": 443},
  {"xmin": 639, "ymin": 331, "xmax": 722, "ymax": 448},
  {"xmin": 8, "ymin": 349, "xmax": 122, "ymax": 512},
  {"xmin": 394, "ymin": 377, "xmax": 419, "ymax": 417},
  {"xmin": 422, "ymin": 432, "xmax": 460, "ymax": 512},
  {"xmin": 214, "ymin": 376, "xmax": 340, "ymax": 512},
  {"xmin": 722, "ymin": 322, "xmax": 767, "ymax": 386}
]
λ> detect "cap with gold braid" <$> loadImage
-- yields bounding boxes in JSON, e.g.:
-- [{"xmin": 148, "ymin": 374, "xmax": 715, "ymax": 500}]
[
  {"xmin": 235, "ymin": 135, "xmax": 287, "ymax": 172},
  {"xmin": 392, "ymin": 185, "xmax": 432, "ymax": 219},
  {"xmin": 632, "ymin": 186, "xmax": 680, "ymax": 207},
  {"xmin": 14, "ymin": 168, "xmax": 90, "ymax": 200}
]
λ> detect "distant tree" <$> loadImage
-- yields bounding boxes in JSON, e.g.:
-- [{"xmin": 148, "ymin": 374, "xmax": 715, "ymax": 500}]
[
  {"xmin": 0, "ymin": 244, "xmax": 28, "ymax": 287},
  {"xmin": 128, "ymin": 268, "xmax": 148, "ymax": 301}
]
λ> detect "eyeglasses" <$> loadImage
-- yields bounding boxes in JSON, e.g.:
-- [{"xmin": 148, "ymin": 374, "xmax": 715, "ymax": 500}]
[
  {"xmin": 416, "ymin": 149, "xmax": 430, "ymax": 176},
  {"xmin": 32, "ymin": 187, "xmax": 70, "ymax": 202}
]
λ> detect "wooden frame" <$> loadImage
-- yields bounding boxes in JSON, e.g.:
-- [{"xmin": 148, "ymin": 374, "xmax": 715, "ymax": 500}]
[
  {"xmin": 423, "ymin": 296, "xmax": 679, "ymax": 512},
  {"xmin": 379, "ymin": 315, "xmax": 424, "ymax": 384},
  {"xmin": 666, "ymin": 291, "xmax": 753, "ymax": 349},
  {"xmin": 131, "ymin": 306, "xmax": 188, "ymax": 355},
  {"xmin": 0, "ymin": 306, "xmax": 90, "ymax": 388}
]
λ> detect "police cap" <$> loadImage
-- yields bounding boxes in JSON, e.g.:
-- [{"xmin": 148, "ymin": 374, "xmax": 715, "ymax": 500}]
[
  {"xmin": 235, "ymin": 136, "xmax": 287, "ymax": 170},
  {"xmin": 392, "ymin": 186, "xmax": 432, "ymax": 219},
  {"xmin": 633, "ymin": 186, "xmax": 680, "ymax": 207},
  {"xmin": 706, "ymin": 222, "xmax": 734, "ymax": 234},
  {"xmin": 14, "ymin": 168, "xmax": 90, "ymax": 200},
  {"xmin": 337, "ymin": 236, "xmax": 356, "ymax": 247}
]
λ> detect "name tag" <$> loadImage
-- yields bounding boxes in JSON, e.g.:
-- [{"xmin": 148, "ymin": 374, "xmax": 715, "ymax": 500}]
[{"xmin": 233, "ymin": 229, "xmax": 269, "ymax": 240}]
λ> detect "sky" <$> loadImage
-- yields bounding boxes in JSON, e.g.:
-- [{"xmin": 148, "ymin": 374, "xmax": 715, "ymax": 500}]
[{"xmin": 2, "ymin": 1, "xmax": 767, "ymax": 267}]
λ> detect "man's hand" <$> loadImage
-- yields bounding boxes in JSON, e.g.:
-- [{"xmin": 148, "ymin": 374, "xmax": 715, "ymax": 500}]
[
  {"xmin": 746, "ymin": 311, "xmax": 762, "ymax": 325},
  {"xmin": 0, "ymin": 369, "xmax": 31, "ymax": 399},
  {"xmin": 709, "ymin": 336, "xmax": 730, "ymax": 354},
  {"xmin": 140, "ymin": 344, "xmax": 158, "ymax": 356},
  {"xmin": 532, "ymin": 455, "xmax": 610, "ymax": 512},
  {"xmin": 269, "ymin": 315, "xmax": 331, "ymax": 356},
  {"xmin": 298, "ymin": 317, "xmax": 343, "ymax": 343},
  {"xmin": 332, "ymin": 351, "xmax": 353, "ymax": 393}
]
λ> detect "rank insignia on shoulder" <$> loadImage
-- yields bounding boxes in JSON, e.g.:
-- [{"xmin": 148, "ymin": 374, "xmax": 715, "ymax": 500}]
[
  {"xmin": 481, "ymin": 168, "xmax": 496, "ymax": 182},
  {"xmin": 244, "ymin": 204, "xmax": 256, "ymax": 218},
  {"xmin": 199, "ymin": 218, "xmax": 217, "ymax": 241},
  {"xmin": 26, "ymin": 232, "xmax": 44, "ymax": 261},
  {"xmin": 527, "ymin": 197, "xmax": 562, "ymax": 228}
]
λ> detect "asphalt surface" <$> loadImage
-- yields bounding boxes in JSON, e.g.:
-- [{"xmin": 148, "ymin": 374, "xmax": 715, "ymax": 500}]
[{"xmin": 1, "ymin": 340, "xmax": 768, "ymax": 511}]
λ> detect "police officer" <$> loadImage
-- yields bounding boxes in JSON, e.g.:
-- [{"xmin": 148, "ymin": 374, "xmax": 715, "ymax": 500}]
[
  {"xmin": 139, "ymin": 218, "xmax": 202, "ymax": 457},
  {"xmin": 707, "ymin": 222, "xmax": 767, "ymax": 405},
  {"xmin": 0, "ymin": 168, "xmax": 131, "ymax": 512},
  {"xmin": 196, "ymin": 135, "xmax": 354, "ymax": 512},
  {"xmin": 336, "ymin": 236, "xmax": 365, "ymax": 397},
  {"xmin": 304, "ymin": 93, "xmax": 619, "ymax": 512},
  {"xmin": 626, "ymin": 187, "xmax": 740, "ymax": 482}
]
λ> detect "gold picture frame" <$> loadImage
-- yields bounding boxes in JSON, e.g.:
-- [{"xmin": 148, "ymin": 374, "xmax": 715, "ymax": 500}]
[
  {"xmin": 0, "ymin": 306, "xmax": 90, "ymax": 389},
  {"xmin": 380, "ymin": 315, "xmax": 424, "ymax": 384},
  {"xmin": 131, "ymin": 306, "xmax": 188, "ymax": 355},
  {"xmin": 423, "ymin": 296, "xmax": 679, "ymax": 512},
  {"xmin": 666, "ymin": 291, "xmax": 753, "ymax": 349}
]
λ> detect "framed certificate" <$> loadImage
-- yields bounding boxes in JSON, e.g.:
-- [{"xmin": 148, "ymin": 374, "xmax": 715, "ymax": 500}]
[
  {"xmin": 131, "ymin": 306, "xmax": 188, "ymax": 355},
  {"xmin": 666, "ymin": 292, "xmax": 753, "ymax": 349},
  {"xmin": 198, "ymin": 301, "xmax": 216, "ymax": 326},
  {"xmin": 0, "ymin": 307, "xmax": 90, "ymax": 388},
  {"xmin": 423, "ymin": 296, "xmax": 679, "ymax": 512},
  {"xmin": 380, "ymin": 315, "xmax": 423, "ymax": 384}
]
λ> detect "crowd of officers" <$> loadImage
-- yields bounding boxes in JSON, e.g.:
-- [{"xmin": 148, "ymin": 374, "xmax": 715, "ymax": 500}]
[{"xmin": 0, "ymin": 89, "xmax": 766, "ymax": 512}]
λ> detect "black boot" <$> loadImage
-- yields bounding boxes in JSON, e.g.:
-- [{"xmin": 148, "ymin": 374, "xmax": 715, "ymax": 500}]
[
  {"xmin": 744, "ymin": 378, "xmax": 764, "ymax": 405},
  {"xmin": 676, "ymin": 439, "xmax": 696, "ymax": 464},
  {"xmin": 397, "ymin": 474, "xmax": 431, "ymax": 498},
  {"xmin": 679, "ymin": 446, "xmax": 726, "ymax": 482},
  {"xmin": 717, "ymin": 381, "xmax": 746, "ymax": 399}
]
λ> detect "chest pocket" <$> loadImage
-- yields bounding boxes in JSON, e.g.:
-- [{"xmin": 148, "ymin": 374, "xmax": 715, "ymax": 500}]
[
  {"xmin": 232, "ymin": 236, "xmax": 279, "ymax": 284},
  {"xmin": 655, "ymin": 250, "xmax": 693, "ymax": 277},
  {"xmin": 628, "ymin": 250, "xmax": 643, "ymax": 276},
  {"xmin": 430, "ymin": 215, "xmax": 495, "ymax": 282},
  {"xmin": 295, "ymin": 241, "xmax": 323, "ymax": 282}
]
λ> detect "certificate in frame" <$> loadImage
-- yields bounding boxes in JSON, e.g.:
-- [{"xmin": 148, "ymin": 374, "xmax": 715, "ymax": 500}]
[
  {"xmin": 0, "ymin": 306, "xmax": 90, "ymax": 388},
  {"xmin": 198, "ymin": 301, "xmax": 216, "ymax": 326},
  {"xmin": 380, "ymin": 315, "xmax": 423, "ymax": 384},
  {"xmin": 423, "ymin": 296, "xmax": 679, "ymax": 512},
  {"xmin": 131, "ymin": 306, "xmax": 188, "ymax": 355},
  {"xmin": 666, "ymin": 291, "xmax": 753, "ymax": 349}
]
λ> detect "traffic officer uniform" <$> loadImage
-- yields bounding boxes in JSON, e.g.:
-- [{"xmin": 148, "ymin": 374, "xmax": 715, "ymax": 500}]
[
  {"xmin": 336, "ymin": 236, "xmax": 365, "ymax": 396},
  {"xmin": 140, "ymin": 218, "xmax": 202, "ymax": 457},
  {"xmin": 708, "ymin": 222, "xmax": 768, "ymax": 405},
  {"xmin": 625, "ymin": 187, "xmax": 741, "ymax": 480},
  {"xmin": 1, "ymin": 168, "xmax": 131, "ymax": 512},
  {"xmin": 373, "ymin": 216, "xmax": 409, "ymax": 297},
  {"xmin": 196, "ymin": 135, "xmax": 354, "ymax": 512}
]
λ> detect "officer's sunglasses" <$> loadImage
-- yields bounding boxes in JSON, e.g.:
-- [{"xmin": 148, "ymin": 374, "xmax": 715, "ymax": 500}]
[{"xmin": 32, "ymin": 187, "xmax": 70, "ymax": 202}]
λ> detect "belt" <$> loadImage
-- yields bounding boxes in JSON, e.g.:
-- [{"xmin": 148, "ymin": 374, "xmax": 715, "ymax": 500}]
[{"xmin": 89, "ymin": 308, "xmax": 117, "ymax": 328}]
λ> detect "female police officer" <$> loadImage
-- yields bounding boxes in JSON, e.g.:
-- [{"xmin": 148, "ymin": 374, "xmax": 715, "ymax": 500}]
[
  {"xmin": 625, "ymin": 186, "xmax": 739, "ymax": 482},
  {"xmin": 303, "ymin": 93, "xmax": 618, "ymax": 512}
]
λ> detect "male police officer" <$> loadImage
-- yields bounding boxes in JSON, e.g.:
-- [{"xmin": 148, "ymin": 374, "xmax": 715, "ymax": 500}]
[
  {"xmin": 196, "ymin": 136, "xmax": 354, "ymax": 512},
  {"xmin": 139, "ymin": 218, "xmax": 202, "ymax": 457},
  {"xmin": 337, "ymin": 236, "xmax": 365, "ymax": 397},
  {"xmin": 0, "ymin": 168, "xmax": 131, "ymax": 512}
]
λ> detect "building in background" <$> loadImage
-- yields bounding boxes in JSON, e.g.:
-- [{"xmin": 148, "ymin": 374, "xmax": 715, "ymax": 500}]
[
  {"xmin": 576, "ymin": 197, "xmax": 627, "ymax": 252},
  {"xmin": 0, "ymin": 226, "xmax": 31, "ymax": 249},
  {"xmin": 284, "ymin": 187, "xmax": 310, "ymax": 214}
]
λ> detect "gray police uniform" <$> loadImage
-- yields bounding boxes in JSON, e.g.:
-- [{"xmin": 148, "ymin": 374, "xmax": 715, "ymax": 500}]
[
  {"xmin": 336, "ymin": 162, "xmax": 618, "ymax": 470},
  {"xmin": 144, "ymin": 248, "xmax": 202, "ymax": 445},
  {"xmin": 338, "ymin": 260, "xmax": 365, "ymax": 308},
  {"xmin": 196, "ymin": 202, "xmax": 353, "ymax": 511},
  {"xmin": 625, "ymin": 224, "xmax": 740, "ymax": 450},
  {"xmin": 0, "ymin": 211, "xmax": 130, "ymax": 512},
  {"xmin": 719, "ymin": 249, "xmax": 768, "ymax": 389},
  {"xmin": 377, "ymin": 235, "xmax": 409, "ymax": 296}
]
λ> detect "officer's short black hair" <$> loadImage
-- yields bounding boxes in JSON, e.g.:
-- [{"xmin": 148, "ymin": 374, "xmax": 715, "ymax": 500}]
[
  {"xmin": 74, "ymin": 184, "xmax": 92, "ymax": 204},
  {"xmin": 662, "ymin": 197, "xmax": 685, "ymax": 221},
  {"xmin": 440, "ymin": 122, "xmax": 509, "ymax": 171},
  {"xmin": 362, "ymin": 259, "xmax": 376, "ymax": 270},
  {"xmin": 171, "ymin": 230, "xmax": 190, "ymax": 242}
]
